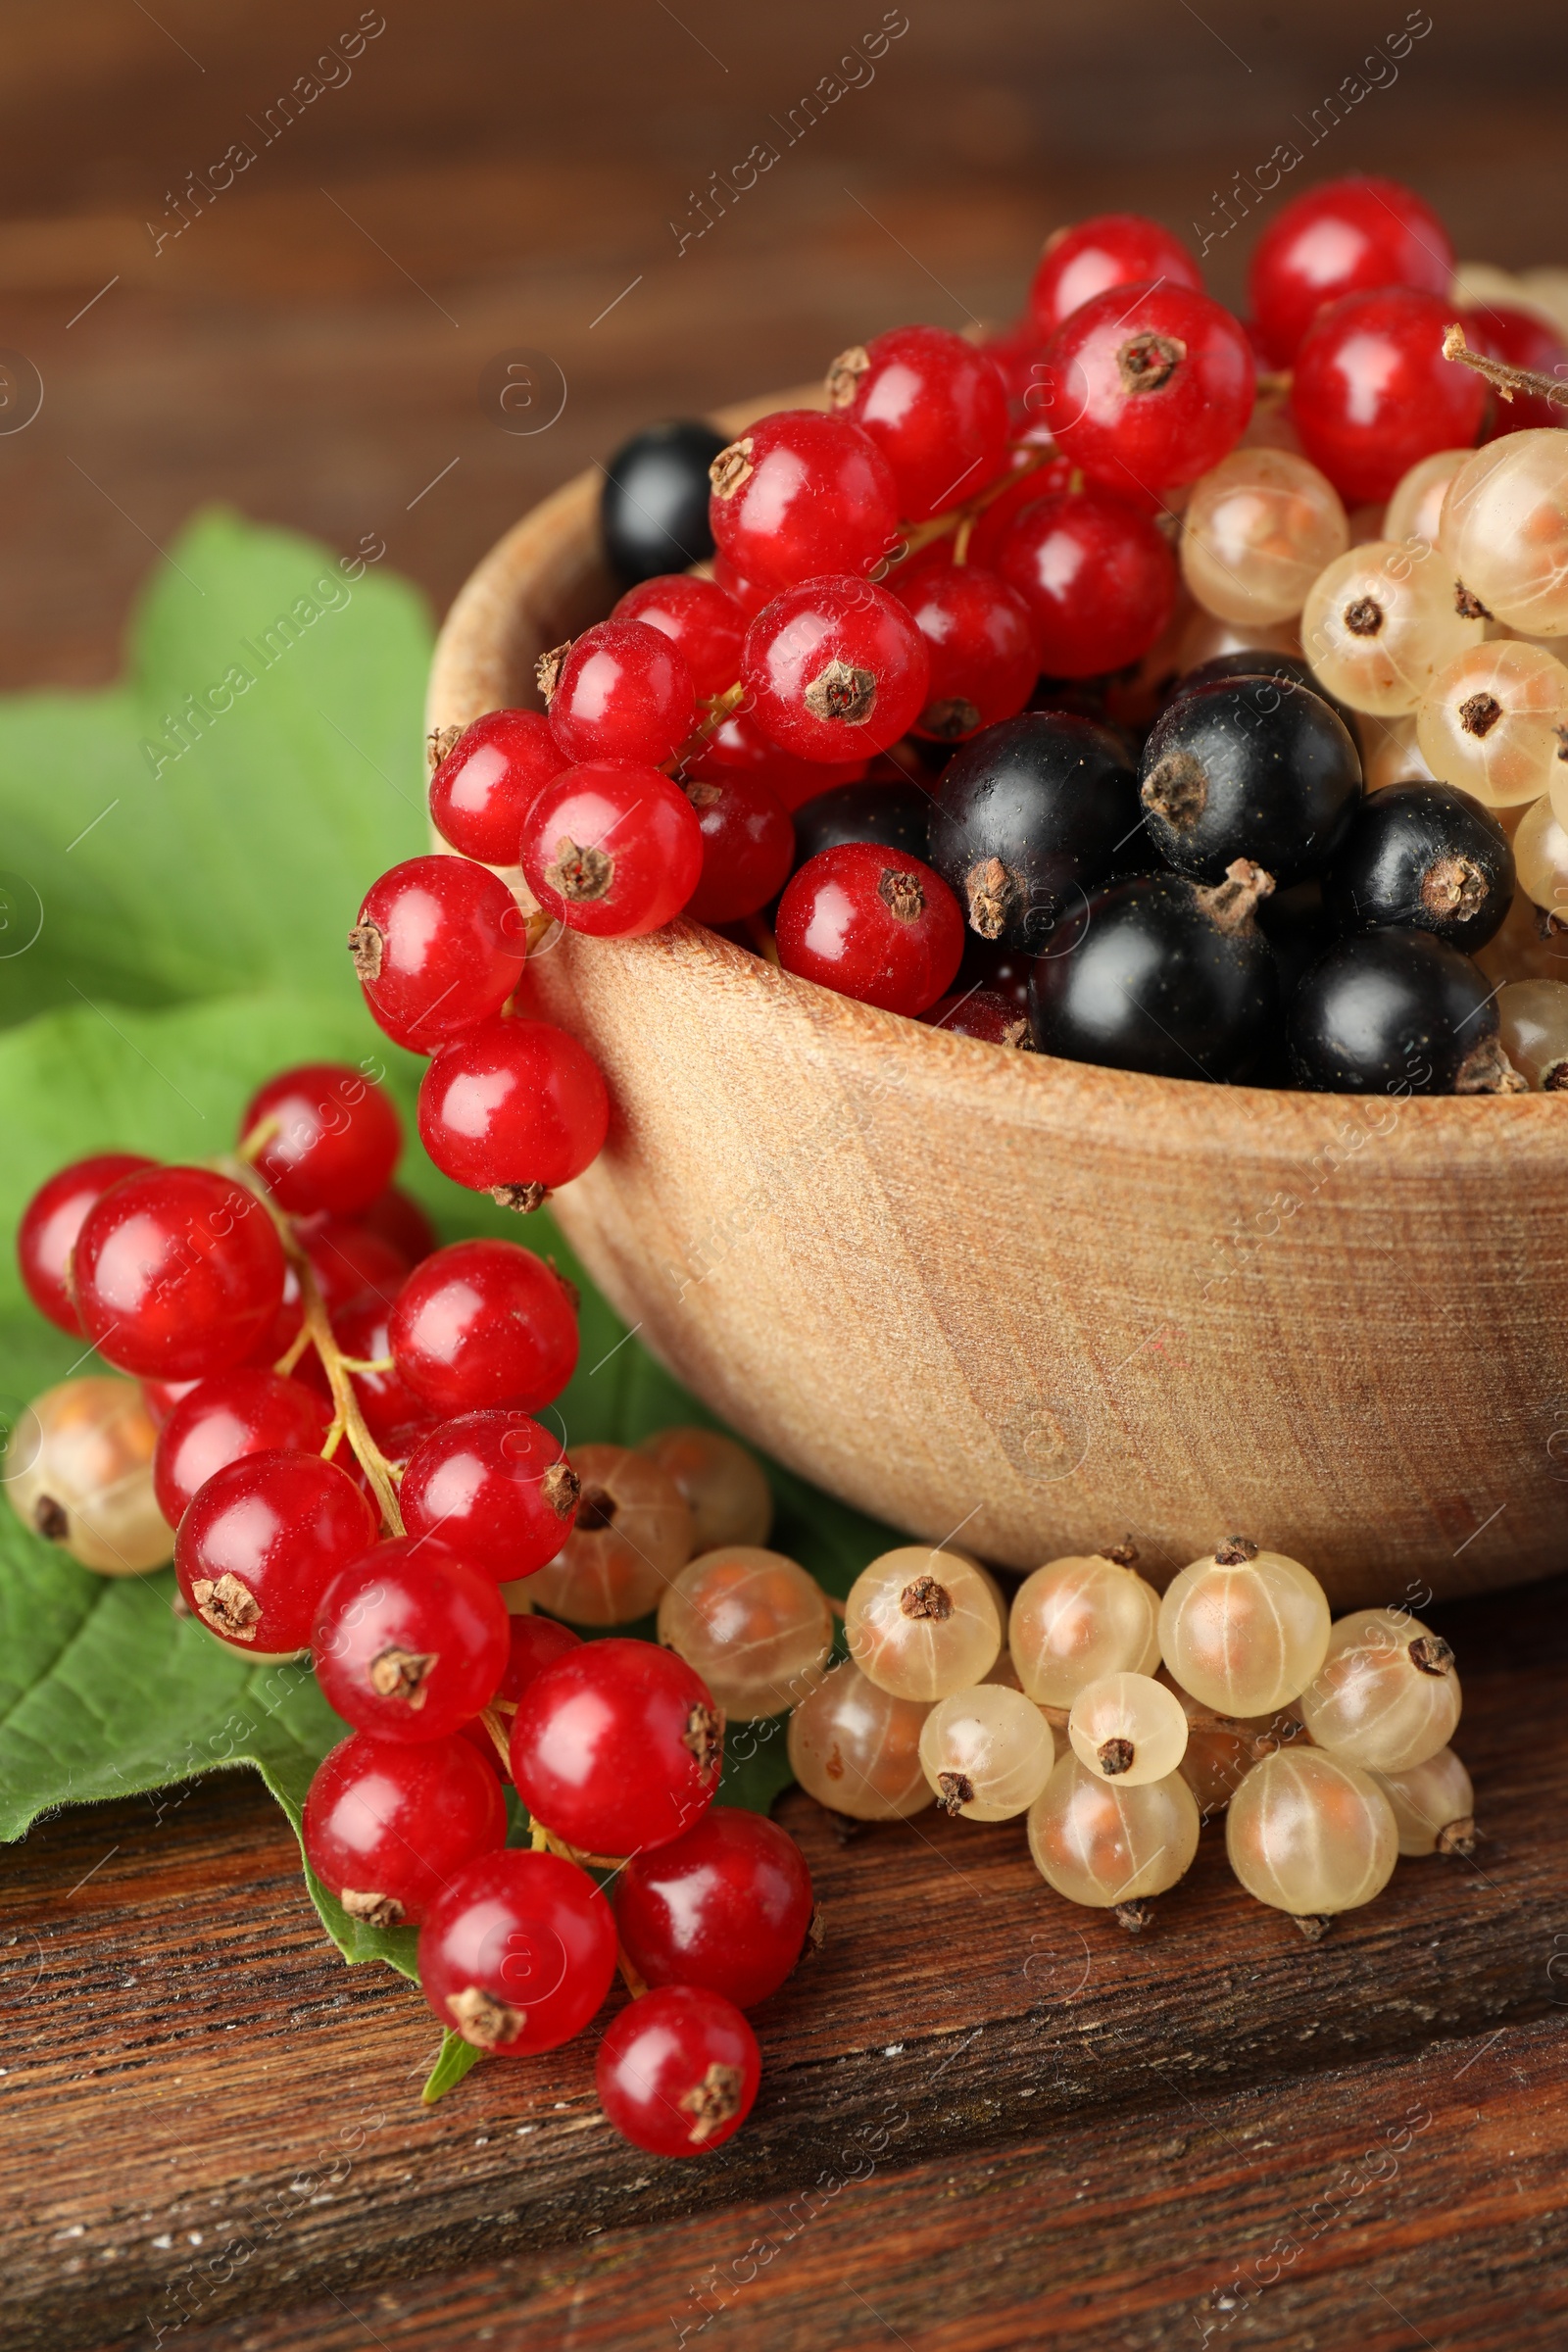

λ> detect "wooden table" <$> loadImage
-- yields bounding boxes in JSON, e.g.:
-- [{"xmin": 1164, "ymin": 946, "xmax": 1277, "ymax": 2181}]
[{"xmin": 3, "ymin": 5, "xmax": 1568, "ymax": 2344}]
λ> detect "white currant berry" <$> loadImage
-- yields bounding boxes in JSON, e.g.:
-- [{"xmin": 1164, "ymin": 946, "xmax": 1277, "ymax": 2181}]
[
  {"xmin": 1157, "ymin": 1539, "xmax": 1330, "ymax": 1716},
  {"xmin": 786, "ymin": 1657, "xmax": 933, "ymax": 1819},
  {"xmin": 1007, "ymin": 1544, "xmax": 1160, "ymax": 1709},
  {"xmin": 1369, "ymin": 1746, "xmax": 1475, "ymax": 1857},
  {"xmin": 1067, "ymin": 1671, "xmax": 1189, "ymax": 1787},
  {"xmin": 657, "ymin": 1545, "xmax": 833, "ymax": 1720},
  {"xmin": 845, "ymin": 1546, "xmax": 1001, "ymax": 1702},
  {"xmin": 1297, "ymin": 1608, "xmax": 1461, "ymax": 1773},
  {"xmin": 1226, "ymin": 1747, "xmax": 1397, "ymax": 1926},
  {"xmin": 1026, "ymin": 1752, "xmax": 1200, "ymax": 1912},
  {"xmin": 918, "ymin": 1684, "xmax": 1054, "ymax": 1821},
  {"xmin": 3, "ymin": 1377, "xmax": 172, "ymax": 1575}
]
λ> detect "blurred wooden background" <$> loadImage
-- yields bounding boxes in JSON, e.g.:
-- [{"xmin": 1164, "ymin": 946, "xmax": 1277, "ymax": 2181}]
[{"xmin": 1, "ymin": 0, "xmax": 1566, "ymax": 690}]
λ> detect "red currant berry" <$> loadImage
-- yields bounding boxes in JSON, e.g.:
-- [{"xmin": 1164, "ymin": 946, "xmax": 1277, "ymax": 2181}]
[
  {"xmin": 429, "ymin": 710, "xmax": 567, "ymax": 865},
  {"xmin": 510, "ymin": 1639, "xmax": 723, "ymax": 1856},
  {"xmin": 153, "ymin": 1368, "xmax": 331, "ymax": 1527},
  {"xmin": 596, "ymin": 1984, "xmax": 760, "ymax": 2157},
  {"xmin": 775, "ymin": 842, "xmax": 963, "ymax": 1014},
  {"xmin": 356, "ymin": 1185, "xmax": 436, "ymax": 1267},
  {"xmin": 304, "ymin": 1730, "xmax": 508, "ymax": 1929},
  {"xmin": 1248, "ymin": 173, "xmax": 1455, "ymax": 368},
  {"xmin": 74, "ymin": 1166, "xmax": 287, "ymax": 1380},
  {"xmin": 388, "ymin": 1238, "xmax": 578, "ymax": 1417},
  {"xmin": 742, "ymin": 577, "xmax": 930, "ymax": 763},
  {"xmin": 708, "ymin": 410, "xmax": 901, "ymax": 591},
  {"xmin": 921, "ymin": 986, "xmax": 1033, "ymax": 1046},
  {"xmin": 710, "ymin": 552, "xmax": 773, "ymax": 618},
  {"xmin": 300, "ymin": 1214, "xmax": 409, "ymax": 1318},
  {"xmin": 682, "ymin": 770, "xmax": 794, "ymax": 925},
  {"xmin": 240, "ymin": 1063, "xmax": 400, "ymax": 1218},
  {"xmin": 416, "ymin": 1017, "xmax": 609, "ymax": 1203},
  {"xmin": 459, "ymin": 1613, "xmax": 583, "ymax": 1781},
  {"xmin": 401, "ymin": 1410, "xmax": 580, "ymax": 1583},
  {"xmin": 314, "ymin": 1537, "xmax": 511, "ymax": 1740},
  {"xmin": 997, "ymin": 487, "xmax": 1177, "ymax": 676},
  {"xmin": 828, "ymin": 324, "xmax": 1010, "ymax": 521},
  {"xmin": 175, "ymin": 1449, "xmax": 377, "ymax": 1653},
  {"xmin": 894, "ymin": 561, "xmax": 1039, "ymax": 741},
  {"xmin": 615, "ymin": 1806, "xmax": 812, "ymax": 2008},
  {"xmin": 18, "ymin": 1152, "xmax": 155, "ymax": 1335},
  {"xmin": 682, "ymin": 708, "xmax": 867, "ymax": 812},
  {"xmin": 1030, "ymin": 215, "xmax": 1204, "ymax": 339},
  {"xmin": 611, "ymin": 575, "xmax": 745, "ymax": 700},
  {"xmin": 141, "ymin": 1377, "xmax": 200, "ymax": 1425},
  {"xmin": 1290, "ymin": 287, "xmax": 1487, "ymax": 508},
  {"xmin": 417, "ymin": 1848, "xmax": 616, "ymax": 2053},
  {"xmin": 543, "ymin": 619, "xmax": 697, "ymax": 767},
  {"xmin": 350, "ymin": 857, "xmax": 528, "ymax": 1054},
  {"xmin": 1466, "ymin": 303, "xmax": 1568, "ymax": 436},
  {"xmin": 1034, "ymin": 282, "xmax": 1255, "ymax": 500},
  {"xmin": 965, "ymin": 446, "xmax": 1076, "ymax": 568},
  {"xmin": 519, "ymin": 761, "xmax": 703, "ymax": 939},
  {"xmin": 982, "ymin": 318, "xmax": 1048, "ymax": 416}
]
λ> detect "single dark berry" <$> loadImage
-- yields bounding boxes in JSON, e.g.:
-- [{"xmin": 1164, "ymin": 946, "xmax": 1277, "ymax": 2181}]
[
  {"xmin": 601, "ymin": 420, "xmax": 728, "ymax": 586},
  {"xmin": 1321, "ymin": 783, "xmax": 1514, "ymax": 954},
  {"xmin": 927, "ymin": 711, "xmax": 1142, "ymax": 953},
  {"xmin": 1140, "ymin": 676, "xmax": 1361, "ymax": 887},
  {"xmin": 1030, "ymin": 860, "xmax": 1279, "ymax": 1081},
  {"xmin": 1169, "ymin": 650, "xmax": 1362, "ymax": 753},
  {"xmin": 1258, "ymin": 879, "xmax": 1335, "ymax": 1004},
  {"xmin": 1289, "ymin": 930, "xmax": 1521, "ymax": 1095},
  {"xmin": 791, "ymin": 781, "xmax": 931, "ymax": 872}
]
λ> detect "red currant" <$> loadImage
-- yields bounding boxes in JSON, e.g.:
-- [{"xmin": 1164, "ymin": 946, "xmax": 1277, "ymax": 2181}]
[
  {"xmin": 303, "ymin": 1730, "xmax": 508, "ymax": 1928},
  {"xmin": 152, "ymin": 1368, "xmax": 331, "ymax": 1527},
  {"xmin": 140, "ymin": 1377, "xmax": 200, "ymax": 1425},
  {"xmin": 920, "ymin": 987, "xmax": 1032, "ymax": 1046},
  {"xmin": 615, "ymin": 1806, "xmax": 812, "ymax": 2008},
  {"xmin": 1466, "ymin": 303, "xmax": 1568, "ymax": 436},
  {"xmin": 1034, "ymin": 282, "xmax": 1255, "ymax": 500},
  {"xmin": 742, "ymin": 577, "xmax": 930, "ymax": 763},
  {"xmin": 774, "ymin": 842, "xmax": 964, "ymax": 1016},
  {"xmin": 356, "ymin": 1185, "xmax": 437, "ymax": 1267},
  {"xmin": 459, "ymin": 1613, "xmax": 583, "ymax": 1782},
  {"xmin": 681, "ymin": 707, "xmax": 867, "ymax": 812},
  {"xmin": 829, "ymin": 324, "xmax": 1010, "ymax": 521},
  {"xmin": 982, "ymin": 318, "xmax": 1049, "ymax": 417},
  {"xmin": 417, "ymin": 1848, "xmax": 616, "ymax": 2053},
  {"xmin": 1248, "ymin": 173, "xmax": 1455, "ymax": 368},
  {"xmin": 416, "ymin": 1017, "xmax": 609, "ymax": 1202},
  {"xmin": 429, "ymin": 710, "xmax": 567, "ymax": 865},
  {"xmin": 519, "ymin": 761, "xmax": 703, "ymax": 938},
  {"xmin": 965, "ymin": 446, "xmax": 1076, "ymax": 568},
  {"xmin": 509, "ymin": 1638, "xmax": 722, "ymax": 1856},
  {"xmin": 1029, "ymin": 213, "xmax": 1204, "ymax": 337},
  {"xmin": 400, "ymin": 1410, "xmax": 580, "ymax": 1583},
  {"xmin": 543, "ymin": 619, "xmax": 697, "ymax": 766},
  {"xmin": 611, "ymin": 574, "xmax": 745, "ymax": 700},
  {"xmin": 74, "ymin": 1165, "xmax": 287, "ymax": 1380},
  {"xmin": 1290, "ymin": 287, "xmax": 1487, "ymax": 507},
  {"xmin": 596, "ymin": 1984, "xmax": 760, "ymax": 2157},
  {"xmin": 18, "ymin": 1152, "xmax": 155, "ymax": 1335},
  {"xmin": 350, "ymin": 856, "xmax": 528, "ymax": 1054},
  {"xmin": 997, "ymin": 487, "xmax": 1177, "ymax": 676},
  {"xmin": 300, "ymin": 1214, "xmax": 409, "ymax": 1318},
  {"xmin": 175, "ymin": 1449, "xmax": 378, "ymax": 1653},
  {"xmin": 708, "ymin": 410, "xmax": 900, "ymax": 591},
  {"xmin": 387, "ymin": 1238, "xmax": 578, "ymax": 1416},
  {"xmin": 682, "ymin": 770, "xmax": 794, "ymax": 925},
  {"xmin": 313, "ymin": 1537, "xmax": 511, "ymax": 1740},
  {"xmin": 894, "ymin": 561, "xmax": 1039, "ymax": 741},
  {"xmin": 240, "ymin": 1063, "xmax": 400, "ymax": 1218}
]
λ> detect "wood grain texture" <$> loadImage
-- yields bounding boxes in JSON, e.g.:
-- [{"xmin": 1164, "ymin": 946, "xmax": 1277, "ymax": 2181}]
[
  {"xmin": 428, "ymin": 454, "xmax": 1568, "ymax": 1602},
  {"xmin": 6, "ymin": 1575, "xmax": 1565, "ymax": 2352}
]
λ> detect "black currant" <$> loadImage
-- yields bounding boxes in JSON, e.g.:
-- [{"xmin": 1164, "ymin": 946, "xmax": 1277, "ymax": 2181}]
[
  {"xmin": 1258, "ymin": 878, "xmax": 1335, "ymax": 1002},
  {"xmin": 792, "ymin": 781, "xmax": 931, "ymax": 871},
  {"xmin": 601, "ymin": 420, "xmax": 727, "ymax": 586},
  {"xmin": 1289, "ymin": 930, "xmax": 1522, "ymax": 1095},
  {"xmin": 1139, "ymin": 676, "xmax": 1361, "ymax": 887},
  {"xmin": 1029, "ymin": 859, "xmax": 1280, "ymax": 1082},
  {"xmin": 1169, "ymin": 650, "xmax": 1362, "ymax": 751},
  {"xmin": 927, "ymin": 711, "xmax": 1142, "ymax": 953},
  {"xmin": 1321, "ymin": 782, "xmax": 1514, "ymax": 953}
]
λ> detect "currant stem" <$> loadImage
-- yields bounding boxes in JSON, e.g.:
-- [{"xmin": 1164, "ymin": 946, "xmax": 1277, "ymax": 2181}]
[
  {"xmin": 235, "ymin": 1113, "xmax": 280, "ymax": 1167},
  {"xmin": 478, "ymin": 1704, "xmax": 513, "ymax": 1770},
  {"xmin": 880, "ymin": 441, "xmax": 1057, "ymax": 577},
  {"xmin": 1443, "ymin": 321, "xmax": 1568, "ymax": 411},
  {"xmin": 667, "ymin": 680, "xmax": 748, "ymax": 774}
]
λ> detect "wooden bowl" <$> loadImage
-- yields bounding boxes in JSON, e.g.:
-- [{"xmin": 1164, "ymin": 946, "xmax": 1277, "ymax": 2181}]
[{"xmin": 428, "ymin": 398, "xmax": 1568, "ymax": 1610}]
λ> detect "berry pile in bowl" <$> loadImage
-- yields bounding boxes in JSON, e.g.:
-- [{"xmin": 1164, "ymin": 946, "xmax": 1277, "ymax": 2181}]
[
  {"xmin": 3, "ymin": 1062, "xmax": 1478, "ymax": 2155},
  {"xmin": 374, "ymin": 170, "xmax": 1568, "ymax": 1193}
]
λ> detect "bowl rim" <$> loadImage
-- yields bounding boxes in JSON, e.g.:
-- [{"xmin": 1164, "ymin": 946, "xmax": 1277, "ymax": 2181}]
[{"xmin": 427, "ymin": 400, "xmax": 1568, "ymax": 1148}]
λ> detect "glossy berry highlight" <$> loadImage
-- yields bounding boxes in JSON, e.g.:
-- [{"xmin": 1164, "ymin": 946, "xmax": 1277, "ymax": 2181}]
[
  {"xmin": 742, "ymin": 576, "xmax": 930, "ymax": 763},
  {"xmin": 350, "ymin": 857, "xmax": 528, "ymax": 1054},
  {"xmin": 175, "ymin": 1449, "xmax": 378, "ymax": 1655},
  {"xmin": 510, "ymin": 1638, "xmax": 722, "ymax": 1857},
  {"xmin": 241, "ymin": 1063, "xmax": 401, "ymax": 1218},
  {"xmin": 388, "ymin": 1239, "xmax": 579, "ymax": 1417},
  {"xmin": 17, "ymin": 1152, "xmax": 155, "ymax": 1336},
  {"xmin": 615, "ymin": 1805, "xmax": 813, "ymax": 2008},
  {"xmin": 707, "ymin": 409, "xmax": 900, "ymax": 591},
  {"xmin": 596, "ymin": 1985, "xmax": 760, "ymax": 2157},
  {"xmin": 417, "ymin": 1016, "xmax": 609, "ymax": 1204},
  {"xmin": 400, "ymin": 1409, "xmax": 580, "ymax": 1584},
  {"xmin": 417, "ymin": 1847, "xmax": 617, "ymax": 2052},
  {"xmin": 520, "ymin": 761, "xmax": 703, "ymax": 938},
  {"xmin": 774, "ymin": 843, "xmax": 963, "ymax": 1016},
  {"xmin": 541, "ymin": 619, "xmax": 697, "ymax": 767},
  {"xmin": 73, "ymin": 1165, "xmax": 287, "ymax": 1381},
  {"xmin": 303, "ymin": 1730, "xmax": 508, "ymax": 1928},
  {"xmin": 429, "ymin": 710, "xmax": 567, "ymax": 865},
  {"xmin": 313, "ymin": 1537, "xmax": 511, "ymax": 1741}
]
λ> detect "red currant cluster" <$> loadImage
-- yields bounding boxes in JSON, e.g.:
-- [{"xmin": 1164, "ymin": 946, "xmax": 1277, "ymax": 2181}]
[
  {"xmin": 402, "ymin": 172, "xmax": 1568, "ymax": 1101},
  {"xmin": 13, "ymin": 1068, "xmax": 820, "ymax": 2155}
]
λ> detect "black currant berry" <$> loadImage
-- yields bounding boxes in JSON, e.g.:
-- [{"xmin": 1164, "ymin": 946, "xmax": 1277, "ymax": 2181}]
[
  {"xmin": 1289, "ymin": 930, "xmax": 1523, "ymax": 1095},
  {"xmin": 1169, "ymin": 650, "xmax": 1362, "ymax": 751},
  {"xmin": 1258, "ymin": 878, "xmax": 1334, "ymax": 1003},
  {"xmin": 601, "ymin": 420, "xmax": 727, "ymax": 586},
  {"xmin": 1029, "ymin": 859, "xmax": 1280, "ymax": 1082},
  {"xmin": 1139, "ymin": 676, "xmax": 1361, "ymax": 887},
  {"xmin": 792, "ymin": 781, "xmax": 931, "ymax": 871},
  {"xmin": 927, "ymin": 711, "xmax": 1142, "ymax": 953},
  {"xmin": 1321, "ymin": 782, "xmax": 1514, "ymax": 953}
]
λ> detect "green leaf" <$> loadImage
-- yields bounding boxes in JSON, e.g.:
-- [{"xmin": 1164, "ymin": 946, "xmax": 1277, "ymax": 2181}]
[{"xmin": 420, "ymin": 2031, "xmax": 483, "ymax": 2105}]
